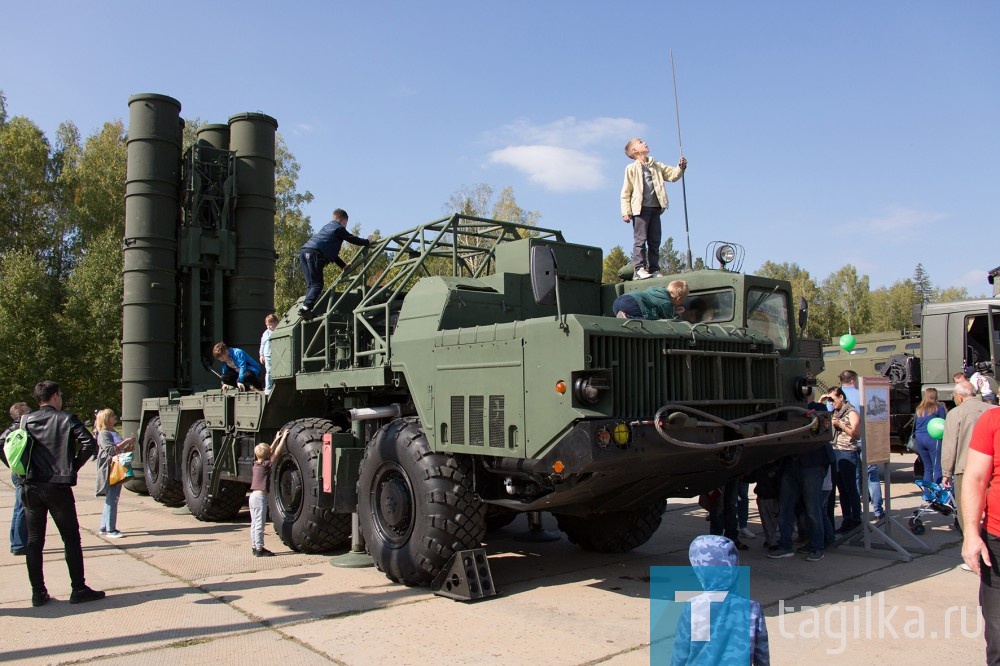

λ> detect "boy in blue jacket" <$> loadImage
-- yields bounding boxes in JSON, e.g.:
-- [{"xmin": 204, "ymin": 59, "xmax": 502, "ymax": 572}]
[{"xmin": 213, "ymin": 342, "xmax": 264, "ymax": 392}]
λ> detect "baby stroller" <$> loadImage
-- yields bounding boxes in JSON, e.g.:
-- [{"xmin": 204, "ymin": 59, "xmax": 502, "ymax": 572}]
[{"xmin": 909, "ymin": 480, "xmax": 956, "ymax": 535}]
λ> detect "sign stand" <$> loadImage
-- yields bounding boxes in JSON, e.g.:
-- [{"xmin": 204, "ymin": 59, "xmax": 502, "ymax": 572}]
[{"xmin": 830, "ymin": 376, "xmax": 931, "ymax": 560}]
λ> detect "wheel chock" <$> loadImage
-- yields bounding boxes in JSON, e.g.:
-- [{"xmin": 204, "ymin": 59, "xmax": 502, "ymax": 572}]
[{"xmin": 431, "ymin": 548, "xmax": 497, "ymax": 601}]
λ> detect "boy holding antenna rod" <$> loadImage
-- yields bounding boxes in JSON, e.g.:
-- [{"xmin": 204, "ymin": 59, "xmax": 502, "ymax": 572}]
[{"xmin": 620, "ymin": 138, "xmax": 687, "ymax": 280}]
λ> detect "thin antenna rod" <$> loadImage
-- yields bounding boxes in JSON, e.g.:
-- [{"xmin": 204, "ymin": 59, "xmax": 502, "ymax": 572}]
[{"xmin": 670, "ymin": 50, "xmax": 693, "ymax": 270}]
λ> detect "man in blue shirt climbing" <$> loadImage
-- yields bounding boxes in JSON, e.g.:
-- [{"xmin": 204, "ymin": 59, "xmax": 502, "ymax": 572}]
[{"xmin": 298, "ymin": 208, "xmax": 371, "ymax": 320}]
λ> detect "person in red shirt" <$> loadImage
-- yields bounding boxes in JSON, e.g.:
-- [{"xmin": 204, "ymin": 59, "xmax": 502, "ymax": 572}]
[{"xmin": 961, "ymin": 406, "xmax": 1000, "ymax": 662}]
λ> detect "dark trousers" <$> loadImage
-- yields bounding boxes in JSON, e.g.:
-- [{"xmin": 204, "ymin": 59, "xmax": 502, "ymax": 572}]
[
  {"xmin": 833, "ymin": 449, "xmax": 862, "ymax": 526},
  {"xmin": 24, "ymin": 482, "xmax": 86, "ymax": 594},
  {"xmin": 980, "ymin": 532, "xmax": 1000, "ymax": 664},
  {"xmin": 299, "ymin": 249, "xmax": 327, "ymax": 311},
  {"xmin": 778, "ymin": 461, "xmax": 826, "ymax": 551},
  {"xmin": 221, "ymin": 367, "xmax": 264, "ymax": 391},
  {"xmin": 709, "ymin": 478, "xmax": 740, "ymax": 542},
  {"xmin": 631, "ymin": 206, "xmax": 662, "ymax": 272}
]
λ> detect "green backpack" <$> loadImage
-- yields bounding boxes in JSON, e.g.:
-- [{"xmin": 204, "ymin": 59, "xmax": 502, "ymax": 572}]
[{"xmin": 3, "ymin": 416, "xmax": 33, "ymax": 476}]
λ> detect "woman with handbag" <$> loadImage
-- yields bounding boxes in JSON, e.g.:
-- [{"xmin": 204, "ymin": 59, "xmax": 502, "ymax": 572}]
[{"xmin": 94, "ymin": 409, "xmax": 135, "ymax": 538}]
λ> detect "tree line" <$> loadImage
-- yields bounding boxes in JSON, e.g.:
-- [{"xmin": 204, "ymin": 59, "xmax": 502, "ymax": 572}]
[
  {"xmin": 0, "ymin": 92, "xmax": 314, "ymax": 418},
  {"xmin": 601, "ymin": 239, "xmax": 976, "ymax": 341},
  {"xmin": 0, "ymin": 89, "xmax": 976, "ymax": 420},
  {"xmin": 0, "ymin": 93, "xmax": 540, "ymax": 421}
]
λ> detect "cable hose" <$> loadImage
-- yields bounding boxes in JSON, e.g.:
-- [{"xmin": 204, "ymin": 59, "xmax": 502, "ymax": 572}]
[{"xmin": 652, "ymin": 404, "xmax": 823, "ymax": 450}]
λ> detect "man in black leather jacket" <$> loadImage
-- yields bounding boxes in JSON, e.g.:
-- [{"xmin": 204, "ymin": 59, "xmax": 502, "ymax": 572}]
[{"xmin": 22, "ymin": 380, "xmax": 104, "ymax": 607}]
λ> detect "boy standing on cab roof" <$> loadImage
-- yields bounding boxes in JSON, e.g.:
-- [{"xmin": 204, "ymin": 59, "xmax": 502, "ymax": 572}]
[{"xmin": 620, "ymin": 138, "xmax": 687, "ymax": 280}]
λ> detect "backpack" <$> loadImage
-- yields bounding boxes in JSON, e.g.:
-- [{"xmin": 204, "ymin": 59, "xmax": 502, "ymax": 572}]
[{"xmin": 3, "ymin": 415, "xmax": 33, "ymax": 476}]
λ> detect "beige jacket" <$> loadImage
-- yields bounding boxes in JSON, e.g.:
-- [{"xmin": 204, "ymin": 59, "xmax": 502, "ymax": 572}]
[
  {"xmin": 941, "ymin": 399, "xmax": 994, "ymax": 476},
  {"xmin": 620, "ymin": 156, "xmax": 684, "ymax": 217}
]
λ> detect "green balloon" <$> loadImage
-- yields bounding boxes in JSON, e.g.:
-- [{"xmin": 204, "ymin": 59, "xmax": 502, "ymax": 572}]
[
  {"xmin": 927, "ymin": 417, "xmax": 946, "ymax": 440},
  {"xmin": 839, "ymin": 334, "xmax": 857, "ymax": 352}
]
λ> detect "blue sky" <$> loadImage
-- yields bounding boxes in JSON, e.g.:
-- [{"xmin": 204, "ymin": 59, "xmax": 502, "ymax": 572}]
[{"xmin": 2, "ymin": 2, "xmax": 997, "ymax": 293}]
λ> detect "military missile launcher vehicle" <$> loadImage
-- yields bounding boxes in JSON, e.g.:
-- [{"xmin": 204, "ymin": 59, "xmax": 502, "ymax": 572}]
[{"xmin": 123, "ymin": 94, "xmax": 830, "ymax": 586}]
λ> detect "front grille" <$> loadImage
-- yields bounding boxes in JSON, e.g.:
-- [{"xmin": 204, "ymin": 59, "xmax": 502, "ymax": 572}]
[
  {"xmin": 469, "ymin": 396, "xmax": 484, "ymax": 446},
  {"xmin": 451, "ymin": 396, "xmax": 465, "ymax": 445},
  {"xmin": 488, "ymin": 395, "xmax": 505, "ymax": 448},
  {"xmin": 587, "ymin": 333, "xmax": 780, "ymax": 420}
]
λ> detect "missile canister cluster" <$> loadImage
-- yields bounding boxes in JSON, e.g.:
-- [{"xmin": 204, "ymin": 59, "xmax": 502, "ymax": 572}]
[{"xmin": 121, "ymin": 94, "xmax": 277, "ymax": 437}]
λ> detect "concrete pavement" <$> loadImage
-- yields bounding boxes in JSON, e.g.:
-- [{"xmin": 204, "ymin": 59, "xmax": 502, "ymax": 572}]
[{"xmin": 0, "ymin": 455, "xmax": 985, "ymax": 665}]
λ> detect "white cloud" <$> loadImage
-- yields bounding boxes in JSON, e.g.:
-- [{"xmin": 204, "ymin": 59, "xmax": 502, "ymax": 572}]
[
  {"xmin": 488, "ymin": 146, "xmax": 604, "ymax": 192},
  {"xmin": 846, "ymin": 205, "xmax": 947, "ymax": 236},
  {"xmin": 492, "ymin": 116, "xmax": 644, "ymax": 148},
  {"xmin": 483, "ymin": 116, "xmax": 644, "ymax": 192}
]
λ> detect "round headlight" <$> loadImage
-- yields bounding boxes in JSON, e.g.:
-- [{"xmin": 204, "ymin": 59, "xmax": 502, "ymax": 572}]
[
  {"xmin": 574, "ymin": 377, "xmax": 604, "ymax": 405},
  {"xmin": 715, "ymin": 244, "xmax": 736, "ymax": 266}
]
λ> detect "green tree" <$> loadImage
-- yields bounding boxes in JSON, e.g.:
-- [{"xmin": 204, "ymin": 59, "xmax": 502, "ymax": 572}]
[
  {"xmin": 441, "ymin": 184, "xmax": 538, "ymax": 275},
  {"xmin": 913, "ymin": 264, "xmax": 934, "ymax": 304},
  {"xmin": 658, "ymin": 237, "xmax": 686, "ymax": 275},
  {"xmin": 58, "ymin": 227, "xmax": 124, "ymax": 414},
  {"xmin": 273, "ymin": 134, "xmax": 314, "ymax": 314},
  {"xmin": 815, "ymin": 265, "xmax": 872, "ymax": 340},
  {"xmin": 0, "ymin": 115, "xmax": 53, "ymax": 256},
  {"xmin": 868, "ymin": 279, "xmax": 922, "ymax": 333},
  {"xmin": 932, "ymin": 286, "xmax": 970, "ymax": 303},
  {"xmin": 0, "ymin": 249, "xmax": 61, "ymax": 410},
  {"xmin": 491, "ymin": 185, "xmax": 540, "ymax": 226},
  {"xmin": 756, "ymin": 261, "xmax": 821, "ymax": 336},
  {"xmin": 602, "ymin": 246, "xmax": 628, "ymax": 284}
]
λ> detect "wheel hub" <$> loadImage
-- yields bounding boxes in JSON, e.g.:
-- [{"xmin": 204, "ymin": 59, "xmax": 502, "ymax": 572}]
[
  {"xmin": 277, "ymin": 462, "xmax": 302, "ymax": 516},
  {"xmin": 187, "ymin": 450, "xmax": 203, "ymax": 495},
  {"xmin": 372, "ymin": 464, "xmax": 414, "ymax": 547},
  {"xmin": 147, "ymin": 442, "xmax": 160, "ymax": 481}
]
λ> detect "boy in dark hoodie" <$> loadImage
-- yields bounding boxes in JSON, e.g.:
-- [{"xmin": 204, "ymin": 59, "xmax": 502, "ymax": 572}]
[{"xmin": 671, "ymin": 535, "xmax": 769, "ymax": 665}]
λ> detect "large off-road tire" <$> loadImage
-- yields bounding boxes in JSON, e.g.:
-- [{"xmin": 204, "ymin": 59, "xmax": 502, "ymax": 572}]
[
  {"xmin": 142, "ymin": 416, "xmax": 184, "ymax": 506},
  {"xmin": 181, "ymin": 420, "xmax": 246, "ymax": 521},
  {"xmin": 123, "ymin": 477, "xmax": 147, "ymax": 495},
  {"xmin": 554, "ymin": 500, "xmax": 667, "ymax": 553},
  {"xmin": 358, "ymin": 418, "xmax": 486, "ymax": 586},
  {"xmin": 270, "ymin": 418, "xmax": 351, "ymax": 553}
]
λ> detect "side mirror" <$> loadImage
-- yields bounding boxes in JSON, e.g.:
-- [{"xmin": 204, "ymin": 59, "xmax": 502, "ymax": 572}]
[
  {"xmin": 530, "ymin": 245, "xmax": 558, "ymax": 306},
  {"xmin": 798, "ymin": 296, "xmax": 808, "ymax": 332}
]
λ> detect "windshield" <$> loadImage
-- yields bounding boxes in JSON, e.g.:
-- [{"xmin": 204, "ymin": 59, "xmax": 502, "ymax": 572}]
[
  {"xmin": 746, "ymin": 288, "xmax": 790, "ymax": 350},
  {"xmin": 681, "ymin": 289, "xmax": 735, "ymax": 324}
]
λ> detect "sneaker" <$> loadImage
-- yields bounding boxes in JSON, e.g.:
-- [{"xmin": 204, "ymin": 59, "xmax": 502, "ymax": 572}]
[
  {"xmin": 739, "ymin": 527, "xmax": 756, "ymax": 540},
  {"xmin": 69, "ymin": 586, "xmax": 106, "ymax": 604},
  {"xmin": 253, "ymin": 548, "xmax": 276, "ymax": 557},
  {"xmin": 298, "ymin": 307, "xmax": 315, "ymax": 321},
  {"xmin": 31, "ymin": 591, "xmax": 50, "ymax": 607},
  {"xmin": 635, "ymin": 267, "xmax": 653, "ymax": 280},
  {"xmin": 805, "ymin": 550, "xmax": 825, "ymax": 562},
  {"xmin": 11, "ymin": 549, "xmax": 25, "ymax": 556},
  {"xmin": 796, "ymin": 545, "xmax": 812, "ymax": 555},
  {"xmin": 767, "ymin": 547, "xmax": 794, "ymax": 559},
  {"xmin": 105, "ymin": 531, "xmax": 124, "ymax": 539}
]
